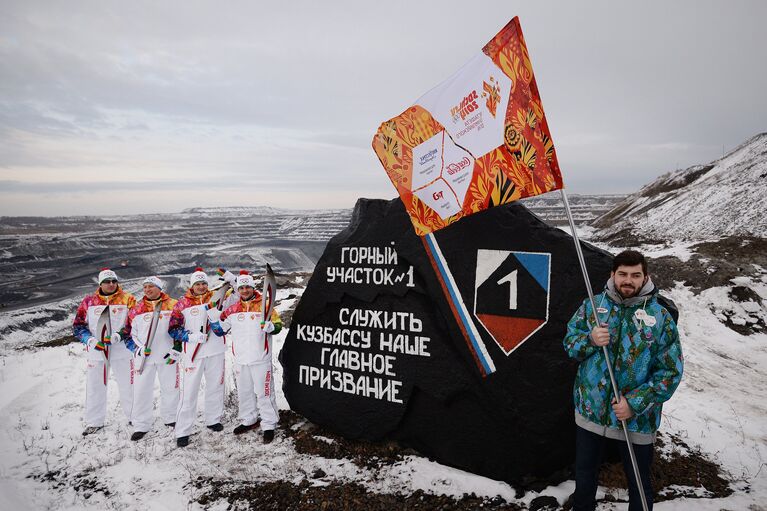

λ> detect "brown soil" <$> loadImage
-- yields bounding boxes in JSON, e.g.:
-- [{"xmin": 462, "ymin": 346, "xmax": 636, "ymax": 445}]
[
  {"xmin": 649, "ymin": 237, "xmax": 767, "ymax": 292},
  {"xmin": 594, "ymin": 227, "xmax": 667, "ymax": 247},
  {"xmin": 190, "ymin": 478, "xmax": 523, "ymax": 511},
  {"xmin": 592, "ymin": 433, "xmax": 732, "ymax": 505},
  {"xmin": 279, "ymin": 410, "xmax": 410, "ymax": 470},
  {"xmin": 646, "ymin": 236, "xmax": 767, "ymax": 335},
  {"xmin": 721, "ymin": 312, "xmax": 766, "ymax": 336},
  {"xmin": 730, "ymin": 286, "xmax": 762, "ymax": 303},
  {"xmin": 189, "ymin": 412, "xmax": 734, "ymax": 510},
  {"xmin": 724, "ymin": 286, "xmax": 767, "ymax": 335},
  {"xmin": 16, "ymin": 334, "xmax": 79, "ymax": 350},
  {"xmin": 31, "ymin": 468, "xmax": 112, "ymax": 500},
  {"xmin": 37, "ymin": 334, "xmax": 79, "ymax": 349}
]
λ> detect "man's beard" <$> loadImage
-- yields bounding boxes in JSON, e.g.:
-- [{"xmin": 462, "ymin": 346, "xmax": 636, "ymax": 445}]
[{"xmin": 618, "ymin": 284, "xmax": 639, "ymax": 298}]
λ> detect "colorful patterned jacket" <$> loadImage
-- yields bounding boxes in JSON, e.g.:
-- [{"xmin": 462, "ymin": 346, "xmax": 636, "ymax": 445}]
[
  {"xmin": 563, "ymin": 285, "xmax": 683, "ymax": 436},
  {"xmin": 73, "ymin": 286, "xmax": 137, "ymax": 361},
  {"xmin": 210, "ymin": 291, "xmax": 282, "ymax": 365},
  {"xmin": 121, "ymin": 292, "xmax": 177, "ymax": 363}
]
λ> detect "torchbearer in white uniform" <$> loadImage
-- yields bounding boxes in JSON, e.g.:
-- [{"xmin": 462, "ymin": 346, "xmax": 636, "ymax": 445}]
[
  {"xmin": 121, "ymin": 276, "xmax": 180, "ymax": 441},
  {"xmin": 210, "ymin": 270, "xmax": 282, "ymax": 443},
  {"xmin": 72, "ymin": 268, "xmax": 137, "ymax": 436},
  {"xmin": 169, "ymin": 267, "xmax": 236, "ymax": 447}
]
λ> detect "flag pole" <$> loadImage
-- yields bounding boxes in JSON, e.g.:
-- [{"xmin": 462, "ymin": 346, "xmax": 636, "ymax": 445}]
[{"xmin": 560, "ymin": 188, "xmax": 650, "ymax": 511}]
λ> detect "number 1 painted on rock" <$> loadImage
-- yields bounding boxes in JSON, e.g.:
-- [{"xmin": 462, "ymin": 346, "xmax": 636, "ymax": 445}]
[{"xmin": 497, "ymin": 269, "xmax": 518, "ymax": 310}]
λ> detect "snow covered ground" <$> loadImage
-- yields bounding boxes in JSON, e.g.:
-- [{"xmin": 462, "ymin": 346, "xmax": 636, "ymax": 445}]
[
  {"xmin": 652, "ymin": 282, "xmax": 767, "ymax": 510},
  {"xmin": 1, "ymin": 253, "xmax": 766, "ymax": 510}
]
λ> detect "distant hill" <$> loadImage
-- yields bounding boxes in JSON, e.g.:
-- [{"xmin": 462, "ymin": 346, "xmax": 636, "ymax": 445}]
[
  {"xmin": 593, "ymin": 133, "xmax": 767, "ymax": 242},
  {"xmin": 521, "ymin": 193, "xmax": 626, "ymax": 225},
  {"xmin": 0, "ymin": 208, "xmax": 353, "ymax": 309}
]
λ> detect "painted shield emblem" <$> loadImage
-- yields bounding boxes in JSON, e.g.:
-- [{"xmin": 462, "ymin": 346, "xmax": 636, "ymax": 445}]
[{"xmin": 473, "ymin": 249, "xmax": 550, "ymax": 355}]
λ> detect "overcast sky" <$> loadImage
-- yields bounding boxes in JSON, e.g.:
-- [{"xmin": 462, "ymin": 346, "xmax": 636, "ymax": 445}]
[{"xmin": 1, "ymin": 0, "xmax": 765, "ymax": 216}]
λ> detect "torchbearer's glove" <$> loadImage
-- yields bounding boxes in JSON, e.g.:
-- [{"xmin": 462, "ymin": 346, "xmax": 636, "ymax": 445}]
[
  {"xmin": 222, "ymin": 270, "xmax": 236, "ymax": 287},
  {"xmin": 85, "ymin": 337, "xmax": 98, "ymax": 350},
  {"xmin": 133, "ymin": 344, "xmax": 150, "ymax": 358},
  {"xmin": 206, "ymin": 308, "xmax": 222, "ymax": 323},
  {"xmin": 261, "ymin": 321, "xmax": 275, "ymax": 334},
  {"xmin": 164, "ymin": 349, "xmax": 181, "ymax": 365},
  {"xmin": 110, "ymin": 332, "xmax": 121, "ymax": 343},
  {"xmin": 95, "ymin": 335, "xmax": 112, "ymax": 352}
]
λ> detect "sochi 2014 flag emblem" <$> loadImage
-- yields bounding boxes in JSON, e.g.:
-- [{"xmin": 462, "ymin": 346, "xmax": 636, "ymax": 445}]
[
  {"xmin": 372, "ymin": 17, "xmax": 563, "ymax": 236},
  {"xmin": 473, "ymin": 250, "xmax": 550, "ymax": 355}
]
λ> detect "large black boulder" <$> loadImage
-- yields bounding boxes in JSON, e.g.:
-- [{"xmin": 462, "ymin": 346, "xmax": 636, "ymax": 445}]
[{"xmin": 279, "ymin": 198, "xmax": 612, "ymax": 484}]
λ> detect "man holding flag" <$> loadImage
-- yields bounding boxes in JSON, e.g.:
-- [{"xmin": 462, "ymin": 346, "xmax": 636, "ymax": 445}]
[
  {"xmin": 370, "ymin": 16, "xmax": 668, "ymax": 511},
  {"xmin": 563, "ymin": 250, "xmax": 684, "ymax": 510}
]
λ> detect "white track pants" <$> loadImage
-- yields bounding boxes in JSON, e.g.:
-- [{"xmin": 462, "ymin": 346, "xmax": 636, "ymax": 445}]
[
  {"xmin": 175, "ymin": 354, "xmax": 225, "ymax": 438},
  {"xmin": 131, "ymin": 362, "xmax": 180, "ymax": 432},
  {"xmin": 234, "ymin": 361, "xmax": 278, "ymax": 430},
  {"xmin": 84, "ymin": 357, "xmax": 134, "ymax": 427}
]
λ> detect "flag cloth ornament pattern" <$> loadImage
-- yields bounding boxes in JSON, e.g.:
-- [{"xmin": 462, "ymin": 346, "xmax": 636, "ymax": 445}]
[{"xmin": 372, "ymin": 17, "xmax": 563, "ymax": 236}]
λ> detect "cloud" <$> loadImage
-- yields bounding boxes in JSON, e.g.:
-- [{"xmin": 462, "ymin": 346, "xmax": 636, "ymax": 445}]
[
  {"xmin": 0, "ymin": 179, "xmax": 209, "ymax": 193},
  {"xmin": 1, "ymin": 1, "xmax": 766, "ymax": 215}
]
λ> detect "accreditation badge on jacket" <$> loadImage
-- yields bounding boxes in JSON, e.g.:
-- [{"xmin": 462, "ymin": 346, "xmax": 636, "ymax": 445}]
[{"xmin": 634, "ymin": 309, "xmax": 657, "ymax": 327}]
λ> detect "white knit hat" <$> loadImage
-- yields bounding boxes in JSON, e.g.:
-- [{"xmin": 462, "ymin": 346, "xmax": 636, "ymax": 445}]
[
  {"xmin": 236, "ymin": 270, "xmax": 255, "ymax": 289},
  {"xmin": 190, "ymin": 267, "xmax": 208, "ymax": 287},
  {"xmin": 98, "ymin": 268, "xmax": 118, "ymax": 284},
  {"xmin": 142, "ymin": 275, "xmax": 164, "ymax": 291}
]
